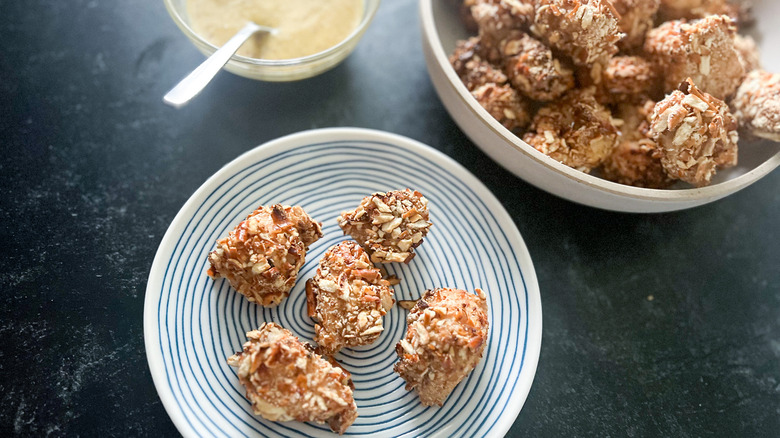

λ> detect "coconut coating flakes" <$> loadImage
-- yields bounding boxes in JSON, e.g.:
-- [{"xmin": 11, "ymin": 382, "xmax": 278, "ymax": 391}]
[
  {"xmin": 612, "ymin": 0, "xmax": 661, "ymax": 51},
  {"xmin": 644, "ymin": 15, "xmax": 744, "ymax": 100},
  {"xmin": 602, "ymin": 101, "xmax": 675, "ymax": 188},
  {"xmin": 339, "ymin": 189, "xmax": 432, "ymax": 264},
  {"xmin": 394, "ymin": 288, "xmax": 490, "ymax": 407},
  {"xmin": 602, "ymin": 138, "xmax": 673, "ymax": 188},
  {"xmin": 207, "ymin": 205, "xmax": 322, "ymax": 307},
  {"xmin": 471, "ymin": 82, "xmax": 532, "ymax": 132},
  {"xmin": 470, "ymin": 0, "xmax": 536, "ymax": 61},
  {"xmin": 650, "ymin": 78, "xmax": 739, "ymax": 187},
  {"xmin": 523, "ymin": 88, "xmax": 619, "ymax": 172},
  {"xmin": 499, "ymin": 31, "xmax": 575, "ymax": 101},
  {"xmin": 580, "ymin": 55, "xmax": 660, "ymax": 105},
  {"xmin": 450, "ymin": 36, "xmax": 509, "ymax": 91},
  {"xmin": 602, "ymin": 56, "xmax": 659, "ymax": 103},
  {"xmin": 532, "ymin": 0, "xmax": 624, "ymax": 66},
  {"xmin": 306, "ymin": 241, "xmax": 395, "ymax": 355},
  {"xmin": 227, "ymin": 323, "xmax": 357, "ymax": 434},
  {"xmin": 732, "ymin": 70, "xmax": 780, "ymax": 142}
]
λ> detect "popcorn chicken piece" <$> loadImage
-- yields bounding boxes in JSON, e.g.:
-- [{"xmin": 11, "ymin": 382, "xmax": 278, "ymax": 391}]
[
  {"xmin": 602, "ymin": 56, "xmax": 658, "ymax": 103},
  {"xmin": 602, "ymin": 101, "xmax": 675, "ymax": 188},
  {"xmin": 649, "ymin": 78, "xmax": 739, "ymax": 186},
  {"xmin": 339, "ymin": 189, "xmax": 432, "ymax": 264},
  {"xmin": 532, "ymin": 0, "xmax": 624, "ymax": 66},
  {"xmin": 733, "ymin": 34, "xmax": 761, "ymax": 74},
  {"xmin": 306, "ymin": 241, "xmax": 395, "ymax": 355},
  {"xmin": 450, "ymin": 37, "xmax": 509, "ymax": 91},
  {"xmin": 581, "ymin": 56, "xmax": 659, "ymax": 105},
  {"xmin": 644, "ymin": 15, "xmax": 744, "ymax": 100},
  {"xmin": 731, "ymin": 70, "xmax": 780, "ymax": 142},
  {"xmin": 394, "ymin": 288, "xmax": 490, "ymax": 406},
  {"xmin": 611, "ymin": 0, "xmax": 661, "ymax": 51},
  {"xmin": 227, "ymin": 323, "xmax": 357, "ymax": 434},
  {"xmin": 523, "ymin": 88, "xmax": 619, "ymax": 172},
  {"xmin": 471, "ymin": 83, "xmax": 532, "ymax": 131},
  {"xmin": 602, "ymin": 140, "xmax": 671, "ymax": 188},
  {"xmin": 498, "ymin": 31, "xmax": 575, "ymax": 101},
  {"xmin": 470, "ymin": 0, "xmax": 536, "ymax": 61},
  {"xmin": 207, "ymin": 205, "xmax": 322, "ymax": 307}
]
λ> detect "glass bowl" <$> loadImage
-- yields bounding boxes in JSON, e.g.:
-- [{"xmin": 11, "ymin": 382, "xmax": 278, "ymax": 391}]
[{"xmin": 163, "ymin": 0, "xmax": 380, "ymax": 81}]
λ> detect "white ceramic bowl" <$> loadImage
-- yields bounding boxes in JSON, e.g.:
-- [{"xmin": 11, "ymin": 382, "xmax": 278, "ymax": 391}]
[
  {"xmin": 420, "ymin": 0, "xmax": 780, "ymax": 213},
  {"xmin": 164, "ymin": 0, "xmax": 380, "ymax": 81}
]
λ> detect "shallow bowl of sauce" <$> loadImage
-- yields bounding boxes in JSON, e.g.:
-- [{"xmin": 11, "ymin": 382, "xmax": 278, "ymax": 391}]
[{"xmin": 164, "ymin": 0, "xmax": 380, "ymax": 81}]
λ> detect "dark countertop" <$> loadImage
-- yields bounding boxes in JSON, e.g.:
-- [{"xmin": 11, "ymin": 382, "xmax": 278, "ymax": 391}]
[{"xmin": 2, "ymin": 0, "xmax": 779, "ymax": 436}]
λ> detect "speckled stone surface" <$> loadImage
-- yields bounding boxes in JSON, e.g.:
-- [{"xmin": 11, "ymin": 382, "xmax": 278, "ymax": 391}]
[{"xmin": 1, "ymin": 0, "xmax": 779, "ymax": 436}]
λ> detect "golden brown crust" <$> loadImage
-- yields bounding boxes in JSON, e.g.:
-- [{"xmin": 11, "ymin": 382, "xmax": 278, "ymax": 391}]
[
  {"xmin": 649, "ymin": 78, "xmax": 739, "ymax": 186},
  {"xmin": 471, "ymin": 0, "xmax": 536, "ymax": 62},
  {"xmin": 207, "ymin": 205, "xmax": 322, "ymax": 307},
  {"xmin": 532, "ymin": 0, "xmax": 624, "ymax": 66},
  {"xmin": 644, "ymin": 15, "xmax": 744, "ymax": 100},
  {"xmin": 731, "ymin": 70, "xmax": 780, "ymax": 142},
  {"xmin": 612, "ymin": 0, "xmax": 661, "ymax": 51},
  {"xmin": 603, "ymin": 56, "xmax": 659, "ymax": 103},
  {"xmin": 393, "ymin": 288, "xmax": 490, "ymax": 406},
  {"xmin": 306, "ymin": 241, "xmax": 395, "ymax": 355},
  {"xmin": 471, "ymin": 83, "xmax": 532, "ymax": 131},
  {"xmin": 499, "ymin": 32, "xmax": 575, "ymax": 101},
  {"xmin": 602, "ymin": 101, "xmax": 675, "ymax": 188},
  {"xmin": 450, "ymin": 36, "xmax": 509, "ymax": 91},
  {"xmin": 523, "ymin": 88, "xmax": 619, "ymax": 172},
  {"xmin": 580, "ymin": 56, "xmax": 660, "ymax": 105},
  {"xmin": 339, "ymin": 189, "xmax": 432, "ymax": 264},
  {"xmin": 227, "ymin": 323, "xmax": 357, "ymax": 434}
]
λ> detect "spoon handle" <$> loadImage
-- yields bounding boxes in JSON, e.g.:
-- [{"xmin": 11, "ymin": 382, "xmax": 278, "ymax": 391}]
[{"xmin": 164, "ymin": 22, "xmax": 272, "ymax": 108}]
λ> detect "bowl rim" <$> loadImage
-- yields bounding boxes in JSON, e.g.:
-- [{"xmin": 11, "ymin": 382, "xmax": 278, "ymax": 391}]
[
  {"xmin": 163, "ymin": 0, "xmax": 380, "ymax": 66},
  {"xmin": 419, "ymin": 0, "xmax": 780, "ymax": 203}
]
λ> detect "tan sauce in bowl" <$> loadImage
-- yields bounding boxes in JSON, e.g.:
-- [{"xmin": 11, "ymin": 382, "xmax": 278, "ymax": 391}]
[{"xmin": 186, "ymin": 0, "xmax": 364, "ymax": 60}]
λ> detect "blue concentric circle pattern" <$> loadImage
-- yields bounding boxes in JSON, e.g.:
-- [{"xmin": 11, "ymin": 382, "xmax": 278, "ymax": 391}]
[{"xmin": 144, "ymin": 128, "xmax": 542, "ymax": 438}]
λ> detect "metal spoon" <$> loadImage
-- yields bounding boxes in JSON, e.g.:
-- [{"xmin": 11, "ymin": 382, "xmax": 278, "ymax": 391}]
[{"xmin": 164, "ymin": 21, "xmax": 276, "ymax": 108}]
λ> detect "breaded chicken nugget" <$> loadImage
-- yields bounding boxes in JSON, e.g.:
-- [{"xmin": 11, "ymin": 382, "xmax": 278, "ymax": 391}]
[
  {"xmin": 306, "ymin": 241, "xmax": 395, "ymax": 354},
  {"xmin": 612, "ymin": 0, "xmax": 661, "ymax": 51},
  {"xmin": 732, "ymin": 70, "xmax": 780, "ymax": 142},
  {"xmin": 499, "ymin": 31, "xmax": 575, "ymax": 101},
  {"xmin": 450, "ymin": 36, "xmax": 509, "ymax": 91},
  {"xmin": 644, "ymin": 15, "xmax": 743, "ymax": 100},
  {"xmin": 602, "ymin": 101, "xmax": 675, "ymax": 188},
  {"xmin": 227, "ymin": 323, "xmax": 357, "ymax": 434},
  {"xmin": 532, "ymin": 0, "xmax": 624, "ymax": 66},
  {"xmin": 207, "ymin": 205, "xmax": 322, "ymax": 306},
  {"xmin": 471, "ymin": 83, "xmax": 532, "ymax": 131},
  {"xmin": 339, "ymin": 189, "xmax": 432, "ymax": 264},
  {"xmin": 523, "ymin": 88, "xmax": 619, "ymax": 172},
  {"xmin": 649, "ymin": 78, "xmax": 739, "ymax": 186},
  {"xmin": 394, "ymin": 288, "xmax": 490, "ymax": 406}
]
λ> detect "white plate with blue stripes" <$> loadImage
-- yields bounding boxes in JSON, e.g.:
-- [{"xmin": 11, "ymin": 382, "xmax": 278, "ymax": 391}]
[{"xmin": 144, "ymin": 128, "xmax": 542, "ymax": 437}]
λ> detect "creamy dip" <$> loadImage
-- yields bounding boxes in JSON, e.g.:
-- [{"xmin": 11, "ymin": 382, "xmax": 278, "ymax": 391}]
[{"xmin": 187, "ymin": 0, "xmax": 364, "ymax": 60}]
